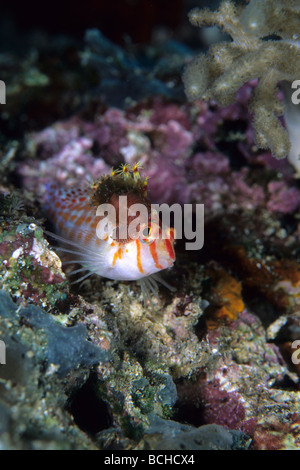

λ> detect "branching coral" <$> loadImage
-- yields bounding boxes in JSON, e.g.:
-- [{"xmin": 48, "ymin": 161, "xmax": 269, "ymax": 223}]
[{"xmin": 182, "ymin": 0, "xmax": 300, "ymax": 166}]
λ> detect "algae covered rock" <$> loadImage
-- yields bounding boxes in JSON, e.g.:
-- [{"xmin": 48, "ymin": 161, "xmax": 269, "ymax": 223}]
[{"xmin": 0, "ymin": 290, "xmax": 109, "ymax": 449}]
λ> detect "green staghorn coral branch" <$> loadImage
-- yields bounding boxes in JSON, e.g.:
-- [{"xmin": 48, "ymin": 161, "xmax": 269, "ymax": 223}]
[{"xmin": 183, "ymin": 0, "xmax": 300, "ymax": 167}]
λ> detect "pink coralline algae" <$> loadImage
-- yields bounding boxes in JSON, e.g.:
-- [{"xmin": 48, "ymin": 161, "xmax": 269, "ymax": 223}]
[
  {"xmin": 267, "ymin": 181, "xmax": 300, "ymax": 214},
  {"xmin": 20, "ymin": 84, "xmax": 300, "ymax": 220},
  {"xmin": 21, "ymin": 118, "xmax": 110, "ymax": 198},
  {"xmin": 177, "ymin": 372, "xmax": 250, "ymax": 431},
  {"xmin": 176, "ymin": 308, "xmax": 300, "ymax": 449},
  {"xmin": 0, "ymin": 214, "xmax": 69, "ymax": 311}
]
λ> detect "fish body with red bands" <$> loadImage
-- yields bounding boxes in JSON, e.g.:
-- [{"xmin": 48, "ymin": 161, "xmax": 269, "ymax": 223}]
[{"xmin": 44, "ymin": 164, "xmax": 176, "ymax": 297}]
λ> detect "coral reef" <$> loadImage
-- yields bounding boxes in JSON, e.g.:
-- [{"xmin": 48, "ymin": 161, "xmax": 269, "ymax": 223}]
[
  {"xmin": 0, "ymin": 290, "xmax": 101, "ymax": 449},
  {"xmin": 20, "ymin": 84, "xmax": 300, "ymax": 214},
  {"xmin": 182, "ymin": 0, "xmax": 300, "ymax": 166},
  {"xmin": 0, "ymin": 195, "xmax": 69, "ymax": 311},
  {"xmin": 12, "ymin": 82, "xmax": 300, "ymax": 448},
  {"xmin": 2, "ymin": 12, "xmax": 300, "ymax": 450},
  {"xmin": 176, "ymin": 307, "xmax": 300, "ymax": 449}
]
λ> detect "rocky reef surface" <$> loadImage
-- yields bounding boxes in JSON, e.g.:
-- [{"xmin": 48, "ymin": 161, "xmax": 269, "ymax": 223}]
[{"xmin": 1, "ymin": 27, "xmax": 300, "ymax": 450}]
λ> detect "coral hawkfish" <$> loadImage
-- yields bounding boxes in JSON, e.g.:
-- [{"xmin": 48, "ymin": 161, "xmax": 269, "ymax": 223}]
[{"xmin": 44, "ymin": 163, "xmax": 175, "ymax": 299}]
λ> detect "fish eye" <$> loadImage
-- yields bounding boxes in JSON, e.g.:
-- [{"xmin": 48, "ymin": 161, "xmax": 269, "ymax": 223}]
[
  {"xmin": 142, "ymin": 226, "xmax": 151, "ymax": 238},
  {"xmin": 140, "ymin": 226, "xmax": 154, "ymax": 245}
]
